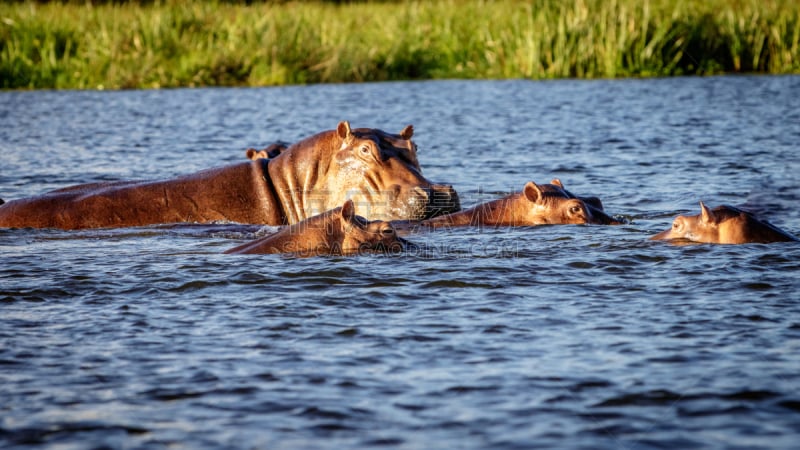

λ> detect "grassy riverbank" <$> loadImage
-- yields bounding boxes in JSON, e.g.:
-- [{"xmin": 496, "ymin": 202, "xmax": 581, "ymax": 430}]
[{"xmin": 1, "ymin": 0, "xmax": 799, "ymax": 89}]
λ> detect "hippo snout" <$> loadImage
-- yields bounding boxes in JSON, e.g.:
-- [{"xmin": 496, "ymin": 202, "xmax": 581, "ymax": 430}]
[
  {"xmin": 587, "ymin": 204, "xmax": 624, "ymax": 225},
  {"xmin": 425, "ymin": 184, "xmax": 460, "ymax": 219}
]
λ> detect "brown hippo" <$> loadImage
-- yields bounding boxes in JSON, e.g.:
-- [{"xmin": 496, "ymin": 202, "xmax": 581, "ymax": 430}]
[
  {"xmin": 405, "ymin": 179, "xmax": 621, "ymax": 229},
  {"xmin": 651, "ymin": 202, "xmax": 798, "ymax": 244},
  {"xmin": 224, "ymin": 199, "xmax": 409, "ymax": 256},
  {"xmin": 0, "ymin": 121, "xmax": 459, "ymax": 230}
]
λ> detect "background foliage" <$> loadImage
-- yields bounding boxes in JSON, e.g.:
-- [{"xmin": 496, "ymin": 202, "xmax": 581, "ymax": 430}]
[{"xmin": 1, "ymin": 0, "xmax": 798, "ymax": 89}]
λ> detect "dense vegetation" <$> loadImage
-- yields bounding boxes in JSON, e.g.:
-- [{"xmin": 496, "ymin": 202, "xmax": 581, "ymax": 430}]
[{"xmin": 1, "ymin": 0, "xmax": 798, "ymax": 89}]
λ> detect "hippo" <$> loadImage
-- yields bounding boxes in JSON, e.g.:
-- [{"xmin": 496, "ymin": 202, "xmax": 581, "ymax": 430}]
[
  {"xmin": 224, "ymin": 199, "xmax": 410, "ymax": 255},
  {"xmin": 0, "ymin": 121, "xmax": 460, "ymax": 230},
  {"xmin": 401, "ymin": 179, "xmax": 621, "ymax": 229},
  {"xmin": 651, "ymin": 202, "xmax": 798, "ymax": 244}
]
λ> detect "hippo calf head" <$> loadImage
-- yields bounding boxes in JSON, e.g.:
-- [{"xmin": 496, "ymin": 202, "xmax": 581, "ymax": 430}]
[
  {"xmin": 416, "ymin": 179, "xmax": 620, "ymax": 228},
  {"xmin": 225, "ymin": 199, "xmax": 410, "ymax": 255},
  {"xmin": 651, "ymin": 202, "xmax": 798, "ymax": 244},
  {"xmin": 519, "ymin": 179, "xmax": 621, "ymax": 226},
  {"xmin": 339, "ymin": 202, "xmax": 410, "ymax": 255}
]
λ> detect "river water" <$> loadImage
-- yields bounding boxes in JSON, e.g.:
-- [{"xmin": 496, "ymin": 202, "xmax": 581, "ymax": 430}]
[{"xmin": 1, "ymin": 76, "xmax": 799, "ymax": 449}]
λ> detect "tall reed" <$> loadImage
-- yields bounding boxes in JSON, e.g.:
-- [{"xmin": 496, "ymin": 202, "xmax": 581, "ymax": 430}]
[{"xmin": 1, "ymin": 0, "xmax": 798, "ymax": 89}]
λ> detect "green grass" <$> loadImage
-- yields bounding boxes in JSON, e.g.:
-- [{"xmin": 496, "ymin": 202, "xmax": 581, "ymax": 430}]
[{"xmin": 1, "ymin": 0, "xmax": 798, "ymax": 90}]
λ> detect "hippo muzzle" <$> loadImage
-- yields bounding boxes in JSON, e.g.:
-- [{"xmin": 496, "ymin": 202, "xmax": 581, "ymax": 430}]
[
  {"xmin": 366, "ymin": 236, "xmax": 417, "ymax": 254},
  {"xmin": 586, "ymin": 204, "xmax": 624, "ymax": 225},
  {"xmin": 409, "ymin": 184, "xmax": 461, "ymax": 220}
]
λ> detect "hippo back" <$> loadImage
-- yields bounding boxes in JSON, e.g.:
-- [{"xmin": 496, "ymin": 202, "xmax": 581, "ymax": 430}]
[
  {"xmin": 714, "ymin": 205, "xmax": 797, "ymax": 243},
  {"xmin": 0, "ymin": 161, "xmax": 281, "ymax": 230},
  {"xmin": 651, "ymin": 202, "xmax": 798, "ymax": 244}
]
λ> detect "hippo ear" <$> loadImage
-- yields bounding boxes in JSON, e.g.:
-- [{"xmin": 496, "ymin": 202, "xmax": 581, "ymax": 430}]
[
  {"xmin": 400, "ymin": 125, "xmax": 414, "ymax": 140},
  {"xmin": 337, "ymin": 121, "xmax": 353, "ymax": 140},
  {"xmin": 550, "ymin": 179, "xmax": 564, "ymax": 188},
  {"xmin": 699, "ymin": 201, "xmax": 715, "ymax": 223},
  {"xmin": 245, "ymin": 148, "xmax": 268, "ymax": 160},
  {"xmin": 522, "ymin": 181, "xmax": 544, "ymax": 203},
  {"xmin": 341, "ymin": 199, "xmax": 356, "ymax": 222},
  {"xmin": 264, "ymin": 142, "xmax": 288, "ymax": 158}
]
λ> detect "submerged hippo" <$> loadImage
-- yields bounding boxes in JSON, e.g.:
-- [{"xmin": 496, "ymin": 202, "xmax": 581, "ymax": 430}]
[
  {"xmin": 408, "ymin": 179, "xmax": 621, "ymax": 229},
  {"xmin": 225, "ymin": 199, "xmax": 409, "ymax": 255},
  {"xmin": 651, "ymin": 202, "xmax": 798, "ymax": 244},
  {"xmin": 0, "ymin": 121, "xmax": 459, "ymax": 230}
]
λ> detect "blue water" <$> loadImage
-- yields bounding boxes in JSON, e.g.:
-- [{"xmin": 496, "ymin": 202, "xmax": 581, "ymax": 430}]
[{"xmin": 2, "ymin": 76, "xmax": 800, "ymax": 449}]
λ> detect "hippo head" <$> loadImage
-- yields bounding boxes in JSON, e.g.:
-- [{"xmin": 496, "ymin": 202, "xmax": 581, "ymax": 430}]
[
  {"xmin": 337, "ymin": 199, "xmax": 410, "ymax": 254},
  {"xmin": 224, "ymin": 199, "xmax": 412, "ymax": 255},
  {"xmin": 651, "ymin": 202, "xmax": 797, "ymax": 244},
  {"xmin": 520, "ymin": 180, "xmax": 620, "ymax": 225},
  {"xmin": 548, "ymin": 179, "xmax": 621, "ymax": 225},
  {"xmin": 329, "ymin": 121, "xmax": 460, "ymax": 221}
]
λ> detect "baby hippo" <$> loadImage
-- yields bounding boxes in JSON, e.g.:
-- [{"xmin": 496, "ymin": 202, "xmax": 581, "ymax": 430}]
[
  {"xmin": 651, "ymin": 202, "xmax": 798, "ymax": 244},
  {"xmin": 417, "ymin": 179, "xmax": 621, "ymax": 228},
  {"xmin": 225, "ymin": 199, "xmax": 409, "ymax": 255}
]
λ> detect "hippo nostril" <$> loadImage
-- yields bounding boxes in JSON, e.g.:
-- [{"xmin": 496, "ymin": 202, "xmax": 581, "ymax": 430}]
[
  {"xmin": 413, "ymin": 186, "xmax": 429, "ymax": 200},
  {"xmin": 428, "ymin": 184, "xmax": 460, "ymax": 215},
  {"xmin": 431, "ymin": 184, "xmax": 454, "ymax": 195},
  {"xmin": 405, "ymin": 184, "xmax": 460, "ymax": 220},
  {"xmin": 585, "ymin": 204, "xmax": 620, "ymax": 225}
]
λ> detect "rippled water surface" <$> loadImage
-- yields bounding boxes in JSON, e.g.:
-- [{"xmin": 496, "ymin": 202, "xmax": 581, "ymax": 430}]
[{"xmin": 2, "ymin": 77, "xmax": 800, "ymax": 449}]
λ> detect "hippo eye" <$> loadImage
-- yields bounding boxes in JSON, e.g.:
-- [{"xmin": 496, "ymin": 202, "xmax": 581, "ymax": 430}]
[
  {"xmin": 569, "ymin": 205, "xmax": 583, "ymax": 215},
  {"xmin": 382, "ymin": 228, "xmax": 395, "ymax": 236},
  {"xmin": 360, "ymin": 145, "xmax": 371, "ymax": 154}
]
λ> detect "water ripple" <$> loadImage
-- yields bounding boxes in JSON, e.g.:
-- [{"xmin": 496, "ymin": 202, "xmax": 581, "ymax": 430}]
[{"xmin": 2, "ymin": 77, "xmax": 800, "ymax": 450}]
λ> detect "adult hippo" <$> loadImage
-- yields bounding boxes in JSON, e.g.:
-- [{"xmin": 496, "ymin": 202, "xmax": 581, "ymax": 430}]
[
  {"xmin": 225, "ymin": 199, "xmax": 410, "ymax": 255},
  {"xmin": 402, "ymin": 179, "xmax": 621, "ymax": 229},
  {"xmin": 651, "ymin": 202, "xmax": 797, "ymax": 244},
  {"xmin": 0, "ymin": 121, "xmax": 460, "ymax": 230}
]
